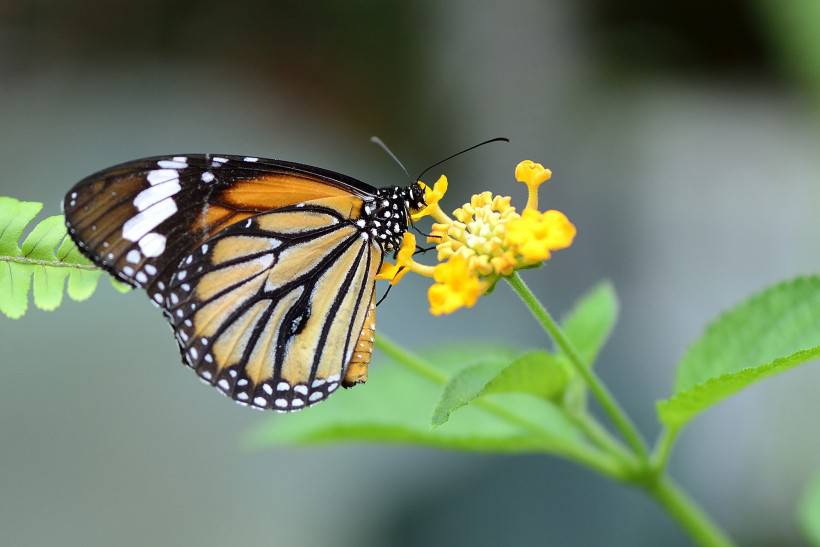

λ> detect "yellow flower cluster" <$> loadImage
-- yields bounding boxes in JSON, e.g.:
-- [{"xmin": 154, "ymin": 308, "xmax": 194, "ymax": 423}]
[{"xmin": 377, "ymin": 160, "xmax": 576, "ymax": 316}]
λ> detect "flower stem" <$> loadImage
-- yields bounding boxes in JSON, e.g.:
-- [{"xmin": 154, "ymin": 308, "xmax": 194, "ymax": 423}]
[
  {"xmin": 645, "ymin": 476, "xmax": 734, "ymax": 547},
  {"xmin": 505, "ymin": 272, "xmax": 650, "ymax": 462},
  {"xmin": 375, "ymin": 333, "xmax": 629, "ymax": 480}
]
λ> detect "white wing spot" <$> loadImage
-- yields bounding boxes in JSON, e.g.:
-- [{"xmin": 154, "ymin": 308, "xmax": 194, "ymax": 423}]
[
  {"xmin": 146, "ymin": 169, "xmax": 179, "ymax": 185},
  {"xmin": 134, "ymin": 179, "xmax": 181, "ymax": 211},
  {"xmin": 309, "ymin": 392, "xmax": 323, "ymax": 402},
  {"xmin": 277, "ymin": 382, "xmax": 290, "ymax": 391},
  {"xmin": 253, "ymin": 396, "xmax": 267, "ymax": 407},
  {"xmin": 243, "ymin": 157, "xmax": 259, "ymax": 162},
  {"xmin": 158, "ymin": 160, "xmax": 187, "ymax": 169},
  {"xmin": 294, "ymin": 385, "xmax": 308, "ymax": 395},
  {"xmin": 123, "ymin": 199, "xmax": 177, "ymax": 242},
  {"xmin": 201, "ymin": 171, "xmax": 215, "ymax": 183},
  {"xmin": 126, "ymin": 250, "xmax": 141, "ymax": 264},
  {"xmin": 138, "ymin": 232, "xmax": 167, "ymax": 257},
  {"xmin": 274, "ymin": 399, "xmax": 288, "ymax": 408}
]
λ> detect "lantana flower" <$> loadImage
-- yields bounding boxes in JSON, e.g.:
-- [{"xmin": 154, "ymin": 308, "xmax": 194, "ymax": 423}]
[{"xmin": 378, "ymin": 160, "xmax": 576, "ymax": 315}]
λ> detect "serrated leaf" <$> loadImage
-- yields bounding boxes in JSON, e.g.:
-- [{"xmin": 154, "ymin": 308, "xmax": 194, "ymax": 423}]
[
  {"xmin": 657, "ymin": 276, "xmax": 820, "ymax": 429},
  {"xmin": 485, "ymin": 351, "xmax": 571, "ymax": 399},
  {"xmin": 431, "ymin": 361, "xmax": 507, "ymax": 426},
  {"xmin": 562, "ymin": 281, "xmax": 618, "ymax": 366},
  {"xmin": 799, "ymin": 471, "xmax": 820, "ymax": 546},
  {"xmin": 249, "ymin": 343, "xmax": 588, "ymax": 457},
  {"xmin": 431, "ymin": 350, "xmax": 571, "ymax": 426}
]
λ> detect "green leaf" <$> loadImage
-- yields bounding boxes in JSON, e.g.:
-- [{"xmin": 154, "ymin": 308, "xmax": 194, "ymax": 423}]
[
  {"xmin": 561, "ymin": 281, "xmax": 618, "ymax": 411},
  {"xmin": 485, "ymin": 351, "xmax": 571, "ymax": 398},
  {"xmin": 0, "ymin": 197, "xmax": 42, "ymax": 256},
  {"xmin": 21, "ymin": 215, "xmax": 67, "ymax": 260},
  {"xmin": 431, "ymin": 361, "xmax": 507, "ymax": 426},
  {"xmin": 249, "ymin": 344, "xmax": 588, "ymax": 457},
  {"xmin": 799, "ymin": 471, "xmax": 820, "ymax": 546},
  {"xmin": 67, "ymin": 269, "xmax": 103, "ymax": 301},
  {"xmin": 431, "ymin": 350, "xmax": 571, "ymax": 426},
  {"xmin": 0, "ymin": 196, "xmax": 124, "ymax": 318},
  {"xmin": 0, "ymin": 262, "xmax": 33, "ymax": 319},
  {"xmin": 562, "ymin": 280, "xmax": 619, "ymax": 366},
  {"xmin": 657, "ymin": 276, "xmax": 820, "ymax": 429}
]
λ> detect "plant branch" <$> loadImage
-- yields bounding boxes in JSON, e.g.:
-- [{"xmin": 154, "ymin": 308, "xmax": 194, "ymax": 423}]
[
  {"xmin": 651, "ymin": 426, "xmax": 680, "ymax": 474},
  {"xmin": 646, "ymin": 476, "xmax": 734, "ymax": 547},
  {"xmin": 0, "ymin": 254, "xmax": 98, "ymax": 271},
  {"xmin": 505, "ymin": 272, "xmax": 650, "ymax": 462}
]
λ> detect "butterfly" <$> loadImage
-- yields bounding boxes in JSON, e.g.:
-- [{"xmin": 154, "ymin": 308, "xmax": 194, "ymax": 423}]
[{"xmin": 63, "ymin": 154, "xmax": 426, "ymax": 412}]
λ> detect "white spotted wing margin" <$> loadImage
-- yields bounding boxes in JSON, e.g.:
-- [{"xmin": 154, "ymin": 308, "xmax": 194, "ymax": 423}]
[{"xmin": 164, "ymin": 204, "xmax": 383, "ymax": 412}]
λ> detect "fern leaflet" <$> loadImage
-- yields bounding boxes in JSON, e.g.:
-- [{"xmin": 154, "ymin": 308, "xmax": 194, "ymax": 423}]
[{"xmin": 0, "ymin": 196, "xmax": 127, "ymax": 319}]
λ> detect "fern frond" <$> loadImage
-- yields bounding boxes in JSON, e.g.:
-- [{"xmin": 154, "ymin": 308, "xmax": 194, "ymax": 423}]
[{"xmin": 0, "ymin": 196, "xmax": 127, "ymax": 319}]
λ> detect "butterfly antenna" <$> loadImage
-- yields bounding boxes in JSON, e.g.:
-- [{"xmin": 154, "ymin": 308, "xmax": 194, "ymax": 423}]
[
  {"xmin": 415, "ymin": 137, "xmax": 509, "ymax": 183},
  {"xmin": 370, "ymin": 136, "xmax": 412, "ymax": 182}
]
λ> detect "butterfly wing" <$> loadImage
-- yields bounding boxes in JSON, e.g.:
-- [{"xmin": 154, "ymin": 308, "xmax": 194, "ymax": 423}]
[
  {"xmin": 63, "ymin": 154, "xmax": 376, "ymax": 296},
  {"xmin": 166, "ymin": 205, "xmax": 382, "ymax": 410},
  {"xmin": 64, "ymin": 154, "xmax": 383, "ymax": 410}
]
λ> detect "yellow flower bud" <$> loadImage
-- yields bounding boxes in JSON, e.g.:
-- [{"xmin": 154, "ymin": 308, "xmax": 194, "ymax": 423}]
[{"xmin": 515, "ymin": 160, "xmax": 552, "ymax": 211}]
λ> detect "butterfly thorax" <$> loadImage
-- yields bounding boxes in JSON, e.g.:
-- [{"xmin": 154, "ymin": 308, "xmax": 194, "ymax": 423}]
[{"xmin": 361, "ymin": 183, "xmax": 426, "ymax": 252}]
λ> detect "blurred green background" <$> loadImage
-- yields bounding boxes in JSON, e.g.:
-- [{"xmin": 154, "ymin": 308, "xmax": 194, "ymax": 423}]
[{"xmin": 2, "ymin": 1, "xmax": 820, "ymax": 545}]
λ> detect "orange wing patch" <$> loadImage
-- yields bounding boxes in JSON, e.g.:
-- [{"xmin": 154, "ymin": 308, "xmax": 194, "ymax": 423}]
[{"xmin": 221, "ymin": 174, "xmax": 357, "ymax": 211}]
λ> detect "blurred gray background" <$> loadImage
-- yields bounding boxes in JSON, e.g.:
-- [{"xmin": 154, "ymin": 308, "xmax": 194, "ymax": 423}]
[{"xmin": 2, "ymin": 1, "xmax": 820, "ymax": 545}]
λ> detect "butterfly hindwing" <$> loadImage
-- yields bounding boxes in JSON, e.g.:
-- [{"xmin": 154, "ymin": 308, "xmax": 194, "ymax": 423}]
[{"xmin": 164, "ymin": 205, "xmax": 382, "ymax": 411}]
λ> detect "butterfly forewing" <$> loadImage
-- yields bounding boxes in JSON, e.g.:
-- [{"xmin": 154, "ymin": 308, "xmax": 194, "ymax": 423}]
[{"xmin": 63, "ymin": 154, "xmax": 374, "ymax": 296}]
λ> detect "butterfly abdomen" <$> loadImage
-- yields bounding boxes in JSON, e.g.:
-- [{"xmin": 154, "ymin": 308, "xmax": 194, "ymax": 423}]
[{"xmin": 343, "ymin": 297, "xmax": 376, "ymax": 387}]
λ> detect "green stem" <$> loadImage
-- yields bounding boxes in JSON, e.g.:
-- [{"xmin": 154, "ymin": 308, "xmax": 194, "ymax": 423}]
[
  {"xmin": 505, "ymin": 272, "xmax": 650, "ymax": 462},
  {"xmin": 0, "ymin": 254, "xmax": 98, "ymax": 270},
  {"xmin": 375, "ymin": 333, "xmax": 628, "ymax": 480},
  {"xmin": 652, "ymin": 427, "xmax": 680, "ymax": 474},
  {"xmin": 645, "ymin": 476, "xmax": 734, "ymax": 547},
  {"xmin": 567, "ymin": 410, "xmax": 638, "ymax": 470}
]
